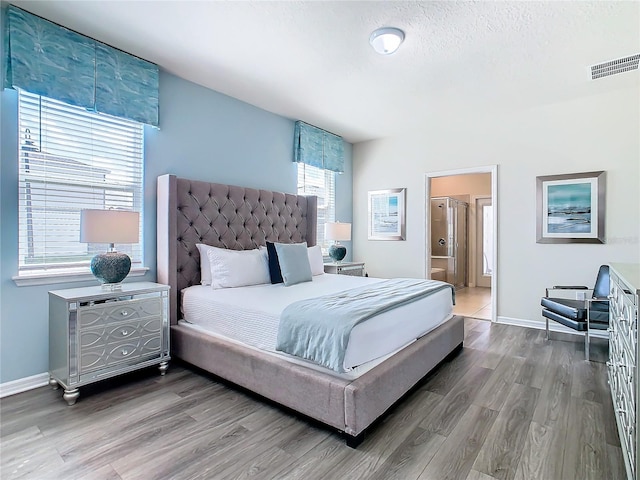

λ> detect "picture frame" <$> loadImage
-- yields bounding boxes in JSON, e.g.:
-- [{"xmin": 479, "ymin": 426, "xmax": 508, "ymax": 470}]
[
  {"xmin": 368, "ymin": 188, "xmax": 406, "ymax": 241},
  {"xmin": 536, "ymin": 171, "xmax": 605, "ymax": 244}
]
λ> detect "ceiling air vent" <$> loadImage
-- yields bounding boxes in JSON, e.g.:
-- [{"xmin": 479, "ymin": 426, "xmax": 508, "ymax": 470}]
[{"xmin": 591, "ymin": 54, "xmax": 640, "ymax": 80}]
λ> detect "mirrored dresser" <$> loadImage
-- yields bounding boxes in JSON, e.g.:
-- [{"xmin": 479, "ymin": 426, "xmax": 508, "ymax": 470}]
[
  {"xmin": 608, "ymin": 263, "xmax": 640, "ymax": 480},
  {"xmin": 49, "ymin": 282, "xmax": 170, "ymax": 405}
]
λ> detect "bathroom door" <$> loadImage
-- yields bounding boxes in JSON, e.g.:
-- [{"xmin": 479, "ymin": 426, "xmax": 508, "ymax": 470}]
[{"xmin": 476, "ymin": 197, "xmax": 492, "ymax": 288}]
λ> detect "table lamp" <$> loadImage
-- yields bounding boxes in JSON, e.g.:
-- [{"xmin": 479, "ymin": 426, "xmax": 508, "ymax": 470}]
[
  {"xmin": 80, "ymin": 209, "xmax": 139, "ymax": 290},
  {"xmin": 325, "ymin": 222, "xmax": 351, "ymax": 263}
]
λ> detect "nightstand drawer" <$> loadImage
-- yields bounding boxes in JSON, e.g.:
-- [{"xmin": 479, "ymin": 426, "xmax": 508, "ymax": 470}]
[
  {"xmin": 337, "ymin": 266, "xmax": 364, "ymax": 276},
  {"xmin": 80, "ymin": 334, "xmax": 162, "ymax": 374},
  {"xmin": 79, "ymin": 298, "xmax": 163, "ymax": 328},
  {"xmin": 80, "ymin": 318, "xmax": 162, "ymax": 349},
  {"xmin": 324, "ymin": 262, "xmax": 365, "ymax": 276}
]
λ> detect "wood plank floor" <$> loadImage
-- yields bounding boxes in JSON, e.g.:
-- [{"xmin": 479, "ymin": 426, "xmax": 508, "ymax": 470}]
[{"xmin": 1, "ymin": 319, "xmax": 625, "ymax": 480}]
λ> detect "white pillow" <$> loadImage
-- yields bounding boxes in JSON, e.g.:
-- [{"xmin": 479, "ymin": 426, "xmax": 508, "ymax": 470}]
[
  {"xmin": 307, "ymin": 245, "xmax": 325, "ymax": 276},
  {"xmin": 196, "ymin": 243, "xmax": 216, "ymax": 285},
  {"xmin": 206, "ymin": 247, "xmax": 270, "ymax": 289}
]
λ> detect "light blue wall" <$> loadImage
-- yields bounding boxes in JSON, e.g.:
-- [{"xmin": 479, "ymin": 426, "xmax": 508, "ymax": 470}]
[{"xmin": 0, "ymin": 65, "xmax": 353, "ymax": 383}]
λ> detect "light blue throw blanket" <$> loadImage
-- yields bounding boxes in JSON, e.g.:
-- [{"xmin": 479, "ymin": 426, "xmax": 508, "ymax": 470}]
[{"xmin": 276, "ymin": 279, "xmax": 455, "ymax": 373}]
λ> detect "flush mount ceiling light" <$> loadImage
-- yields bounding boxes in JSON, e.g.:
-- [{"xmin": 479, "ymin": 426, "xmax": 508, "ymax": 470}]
[{"xmin": 369, "ymin": 27, "xmax": 405, "ymax": 55}]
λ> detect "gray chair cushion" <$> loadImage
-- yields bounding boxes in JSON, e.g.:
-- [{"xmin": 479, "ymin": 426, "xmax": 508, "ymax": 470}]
[
  {"xmin": 541, "ymin": 297, "xmax": 609, "ymax": 325},
  {"xmin": 592, "ymin": 265, "xmax": 610, "ymax": 299},
  {"xmin": 542, "ymin": 308, "xmax": 608, "ymax": 331}
]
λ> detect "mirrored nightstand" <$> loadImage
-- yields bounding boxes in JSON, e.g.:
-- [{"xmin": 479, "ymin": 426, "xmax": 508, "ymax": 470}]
[{"xmin": 48, "ymin": 282, "xmax": 170, "ymax": 405}]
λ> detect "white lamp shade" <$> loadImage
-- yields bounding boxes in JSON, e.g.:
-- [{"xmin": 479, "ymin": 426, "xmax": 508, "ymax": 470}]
[
  {"xmin": 80, "ymin": 210, "xmax": 139, "ymax": 244},
  {"xmin": 369, "ymin": 27, "xmax": 405, "ymax": 55},
  {"xmin": 325, "ymin": 222, "xmax": 351, "ymax": 242}
]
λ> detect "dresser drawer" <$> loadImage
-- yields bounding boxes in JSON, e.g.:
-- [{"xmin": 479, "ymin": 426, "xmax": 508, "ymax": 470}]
[
  {"xmin": 80, "ymin": 334, "xmax": 162, "ymax": 374},
  {"xmin": 80, "ymin": 318, "xmax": 162, "ymax": 349},
  {"xmin": 78, "ymin": 298, "xmax": 163, "ymax": 329},
  {"xmin": 611, "ymin": 271, "xmax": 638, "ymax": 307},
  {"xmin": 619, "ymin": 385, "xmax": 636, "ymax": 471},
  {"xmin": 611, "ymin": 276, "xmax": 638, "ymax": 365}
]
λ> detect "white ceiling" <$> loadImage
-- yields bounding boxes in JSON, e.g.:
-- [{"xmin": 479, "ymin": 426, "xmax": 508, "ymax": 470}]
[{"xmin": 11, "ymin": 1, "xmax": 640, "ymax": 143}]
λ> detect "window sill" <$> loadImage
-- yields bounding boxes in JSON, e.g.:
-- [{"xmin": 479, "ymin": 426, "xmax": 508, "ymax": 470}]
[{"xmin": 12, "ymin": 267, "xmax": 149, "ymax": 287}]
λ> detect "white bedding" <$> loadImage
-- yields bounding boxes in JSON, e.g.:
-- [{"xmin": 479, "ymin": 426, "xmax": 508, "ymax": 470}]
[{"xmin": 180, "ymin": 274, "xmax": 453, "ymax": 377}]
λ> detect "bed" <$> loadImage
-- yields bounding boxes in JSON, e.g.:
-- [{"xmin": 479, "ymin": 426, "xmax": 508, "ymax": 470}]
[{"xmin": 157, "ymin": 174, "xmax": 464, "ymax": 446}]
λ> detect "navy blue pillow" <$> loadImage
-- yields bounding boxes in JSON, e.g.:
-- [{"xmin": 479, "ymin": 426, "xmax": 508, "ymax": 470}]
[{"xmin": 266, "ymin": 242, "xmax": 283, "ymax": 284}]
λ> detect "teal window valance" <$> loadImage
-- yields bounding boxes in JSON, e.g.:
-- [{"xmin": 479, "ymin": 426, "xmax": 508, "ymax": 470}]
[
  {"xmin": 294, "ymin": 121, "xmax": 344, "ymax": 173},
  {"xmin": 4, "ymin": 5, "xmax": 159, "ymax": 126},
  {"xmin": 95, "ymin": 43, "xmax": 159, "ymax": 125}
]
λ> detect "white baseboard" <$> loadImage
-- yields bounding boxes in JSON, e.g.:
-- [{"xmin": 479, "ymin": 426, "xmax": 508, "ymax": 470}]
[
  {"xmin": 0, "ymin": 373, "xmax": 49, "ymax": 398},
  {"xmin": 497, "ymin": 316, "xmax": 608, "ymax": 339}
]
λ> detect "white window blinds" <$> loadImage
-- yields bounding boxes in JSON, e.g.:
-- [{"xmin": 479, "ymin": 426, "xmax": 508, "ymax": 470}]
[
  {"xmin": 17, "ymin": 90, "xmax": 144, "ymax": 276},
  {"xmin": 297, "ymin": 163, "xmax": 335, "ymax": 253}
]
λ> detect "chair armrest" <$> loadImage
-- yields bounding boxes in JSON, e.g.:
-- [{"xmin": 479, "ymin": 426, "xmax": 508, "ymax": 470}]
[
  {"xmin": 586, "ymin": 297, "xmax": 609, "ymax": 303},
  {"xmin": 586, "ymin": 297, "xmax": 609, "ymax": 324},
  {"xmin": 545, "ymin": 285, "xmax": 591, "ymax": 296},
  {"xmin": 552, "ymin": 285, "xmax": 589, "ymax": 290}
]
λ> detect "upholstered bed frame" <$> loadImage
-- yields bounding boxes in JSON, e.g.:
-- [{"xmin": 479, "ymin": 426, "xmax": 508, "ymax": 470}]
[{"xmin": 157, "ymin": 174, "xmax": 464, "ymax": 446}]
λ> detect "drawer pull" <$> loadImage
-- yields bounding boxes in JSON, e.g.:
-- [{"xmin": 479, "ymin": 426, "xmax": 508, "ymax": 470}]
[
  {"xmin": 121, "ymin": 329, "xmax": 130, "ymax": 336},
  {"xmin": 121, "ymin": 311, "xmax": 129, "ymax": 317},
  {"xmin": 121, "ymin": 349, "xmax": 130, "ymax": 356}
]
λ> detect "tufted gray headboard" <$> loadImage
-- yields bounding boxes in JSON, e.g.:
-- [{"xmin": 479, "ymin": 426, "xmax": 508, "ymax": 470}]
[{"xmin": 157, "ymin": 174, "xmax": 317, "ymax": 325}]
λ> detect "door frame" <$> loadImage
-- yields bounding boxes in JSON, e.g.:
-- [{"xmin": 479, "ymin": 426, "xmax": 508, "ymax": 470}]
[{"xmin": 424, "ymin": 165, "xmax": 498, "ymax": 322}]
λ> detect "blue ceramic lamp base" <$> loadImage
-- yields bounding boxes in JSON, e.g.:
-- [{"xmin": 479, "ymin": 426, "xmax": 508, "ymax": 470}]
[
  {"xmin": 328, "ymin": 243, "xmax": 347, "ymax": 263},
  {"xmin": 91, "ymin": 251, "xmax": 131, "ymax": 289}
]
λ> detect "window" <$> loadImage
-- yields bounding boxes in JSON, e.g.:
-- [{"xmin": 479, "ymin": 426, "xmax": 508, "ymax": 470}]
[
  {"xmin": 17, "ymin": 90, "xmax": 144, "ymax": 277},
  {"xmin": 297, "ymin": 163, "xmax": 335, "ymax": 253}
]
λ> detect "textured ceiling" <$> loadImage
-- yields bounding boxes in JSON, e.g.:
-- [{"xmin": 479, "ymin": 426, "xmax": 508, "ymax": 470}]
[{"xmin": 11, "ymin": 1, "xmax": 640, "ymax": 143}]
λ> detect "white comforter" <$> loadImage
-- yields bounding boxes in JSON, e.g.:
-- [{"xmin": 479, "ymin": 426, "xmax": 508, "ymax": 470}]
[{"xmin": 181, "ymin": 273, "xmax": 453, "ymax": 376}]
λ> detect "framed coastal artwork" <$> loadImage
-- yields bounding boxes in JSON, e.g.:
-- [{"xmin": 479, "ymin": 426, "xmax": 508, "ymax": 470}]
[
  {"xmin": 368, "ymin": 188, "xmax": 406, "ymax": 240},
  {"xmin": 536, "ymin": 171, "xmax": 605, "ymax": 244}
]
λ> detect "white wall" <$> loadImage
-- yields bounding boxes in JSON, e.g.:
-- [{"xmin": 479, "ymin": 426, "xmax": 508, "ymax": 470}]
[{"xmin": 353, "ymin": 85, "xmax": 639, "ymax": 325}]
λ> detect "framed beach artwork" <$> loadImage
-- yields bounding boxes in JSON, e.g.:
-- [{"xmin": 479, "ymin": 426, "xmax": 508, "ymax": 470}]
[
  {"xmin": 536, "ymin": 171, "xmax": 605, "ymax": 244},
  {"xmin": 368, "ymin": 188, "xmax": 406, "ymax": 240}
]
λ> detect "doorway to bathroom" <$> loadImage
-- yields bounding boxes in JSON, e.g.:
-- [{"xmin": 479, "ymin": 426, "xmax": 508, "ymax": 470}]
[{"xmin": 425, "ymin": 166, "xmax": 497, "ymax": 322}]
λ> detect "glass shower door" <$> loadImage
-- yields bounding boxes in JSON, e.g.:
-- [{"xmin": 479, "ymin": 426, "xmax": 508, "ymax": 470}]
[{"xmin": 431, "ymin": 197, "xmax": 467, "ymax": 289}]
